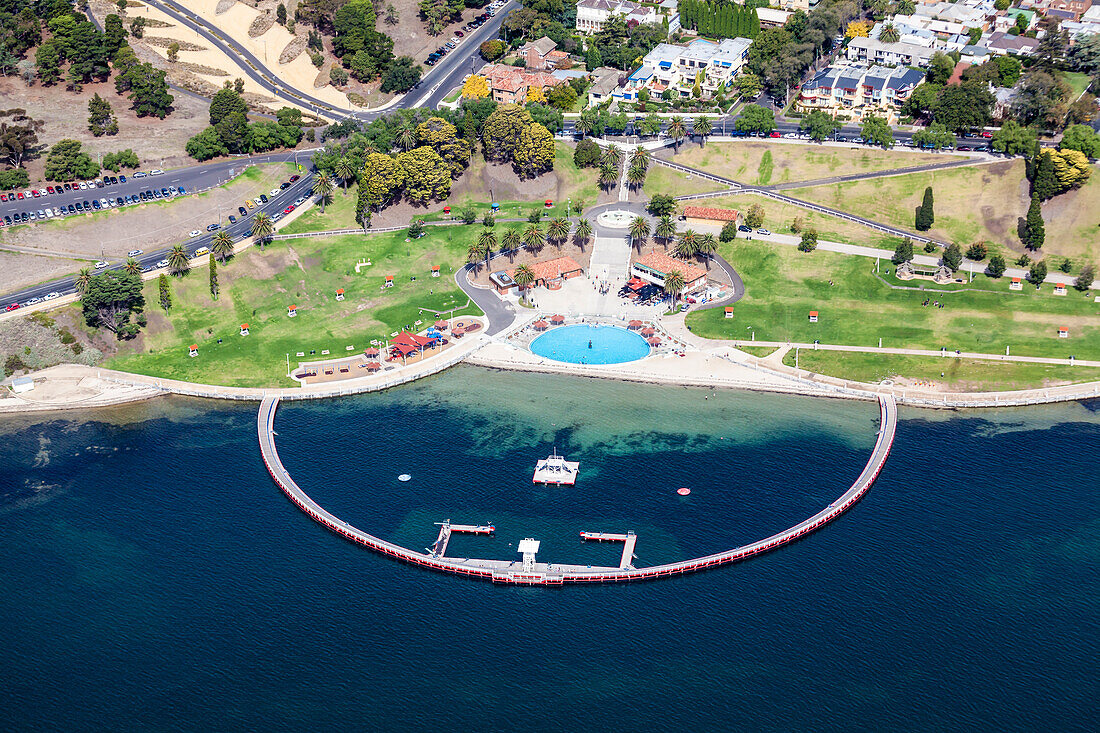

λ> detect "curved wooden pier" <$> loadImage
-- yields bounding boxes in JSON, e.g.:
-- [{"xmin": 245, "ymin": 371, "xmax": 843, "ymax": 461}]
[{"xmin": 258, "ymin": 394, "xmax": 898, "ymax": 585}]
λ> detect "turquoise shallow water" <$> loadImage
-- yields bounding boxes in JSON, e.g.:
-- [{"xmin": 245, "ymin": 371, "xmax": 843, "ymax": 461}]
[
  {"xmin": 529, "ymin": 323, "xmax": 651, "ymax": 364},
  {"xmin": 0, "ymin": 366, "xmax": 1097, "ymax": 732}
]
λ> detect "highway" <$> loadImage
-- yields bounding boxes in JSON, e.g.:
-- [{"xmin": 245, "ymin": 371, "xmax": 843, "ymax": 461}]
[{"xmin": 2, "ymin": 166, "xmax": 315, "ymax": 309}]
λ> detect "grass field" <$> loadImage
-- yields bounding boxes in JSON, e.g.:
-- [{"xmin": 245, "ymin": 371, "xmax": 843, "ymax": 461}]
[
  {"xmin": 699, "ymin": 194, "xmax": 902, "ymax": 249},
  {"xmin": 1063, "ymin": 71, "xmax": 1092, "ymax": 99},
  {"xmin": 783, "ymin": 350, "xmax": 1100, "ymax": 391},
  {"xmin": 643, "ymin": 164, "xmax": 727, "ymax": 198},
  {"xmin": 734, "ymin": 345, "xmax": 779, "ymax": 357},
  {"xmin": 686, "ymin": 241, "xmax": 1100, "ymax": 361},
  {"xmin": 1040, "ymin": 173, "xmax": 1100, "ymax": 268},
  {"xmin": 664, "ymin": 141, "xmax": 957, "ymax": 185},
  {"xmin": 105, "ymin": 226, "xmax": 483, "ymax": 387},
  {"xmin": 787, "ymin": 160, "xmax": 1029, "ymax": 250}
]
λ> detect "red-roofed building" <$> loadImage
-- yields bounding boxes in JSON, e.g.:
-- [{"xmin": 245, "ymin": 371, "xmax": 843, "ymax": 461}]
[
  {"xmin": 507, "ymin": 256, "xmax": 584, "ymax": 290},
  {"xmin": 683, "ymin": 206, "xmax": 740, "ymax": 227},
  {"xmin": 481, "ymin": 63, "xmax": 565, "ymax": 104},
  {"xmin": 631, "ymin": 251, "xmax": 708, "ymax": 294}
]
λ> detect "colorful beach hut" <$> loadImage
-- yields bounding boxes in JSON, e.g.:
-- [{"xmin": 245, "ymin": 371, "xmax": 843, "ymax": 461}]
[
  {"xmin": 240, "ymin": 324, "xmax": 249, "ymax": 336},
  {"xmin": 335, "ymin": 288, "xmax": 345, "ymax": 301},
  {"xmin": 188, "ymin": 344, "xmax": 198, "ymax": 357},
  {"xmin": 287, "ymin": 304, "xmax": 297, "ymax": 317}
]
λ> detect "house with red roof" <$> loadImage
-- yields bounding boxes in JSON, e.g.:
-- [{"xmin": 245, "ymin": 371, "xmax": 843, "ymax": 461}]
[
  {"xmin": 631, "ymin": 251, "xmax": 708, "ymax": 294},
  {"xmin": 683, "ymin": 206, "xmax": 740, "ymax": 227}
]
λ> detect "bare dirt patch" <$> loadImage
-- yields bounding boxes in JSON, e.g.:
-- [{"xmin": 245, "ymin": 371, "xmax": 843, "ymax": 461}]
[
  {"xmin": 0, "ymin": 76, "xmax": 208, "ymax": 183},
  {"xmin": 0, "ymin": 251, "xmax": 89, "ymax": 295}
]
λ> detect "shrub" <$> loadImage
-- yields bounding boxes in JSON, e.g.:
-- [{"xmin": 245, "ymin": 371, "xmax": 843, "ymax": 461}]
[
  {"xmin": 573, "ymin": 138, "xmax": 600, "ymax": 168},
  {"xmin": 965, "ymin": 242, "xmax": 987, "ymax": 261},
  {"xmin": 798, "ymin": 229, "xmax": 818, "ymax": 252},
  {"xmin": 720, "ymin": 221, "xmax": 738, "ymax": 242}
]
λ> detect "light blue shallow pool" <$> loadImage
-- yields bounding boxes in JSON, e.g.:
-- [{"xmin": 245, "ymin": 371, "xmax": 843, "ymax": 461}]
[{"xmin": 529, "ymin": 324, "xmax": 651, "ymax": 364}]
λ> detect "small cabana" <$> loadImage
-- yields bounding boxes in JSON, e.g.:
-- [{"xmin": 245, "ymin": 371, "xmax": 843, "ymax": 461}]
[
  {"xmin": 533, "ymin": 319, "xmax": 549, "ymax": 331},
  {"xmin": 365, "ymin": 361, "xmax": 381, "ymax": 371},
  {"xmin": 188, "ymin": 344, "xmax": 198, "ymax": 357},
  {"xmin": 550, "ymin": 314, "xmax": 565, "ymax": 325},
  {"xmin": 384, "ymin": 275, "xmax": 394, "ymax": 288},
  {"xmin": 240, "ymin": 323, "xmax": 250, "ymax": 336},
  {"xmin": 627, "ymin": 319, "xmax": 643, "ymax": 330},
  {"xmin": 363, "ymin": 346, "xmax": 380, "ymax": 358},
  {"xmin": 452, "ymin": 326, "xmax": 466, "ymax": 338},
  {"xmin": 335, "ymin": 288, "xmax": 345, "ymax": 301},
  {"xmin": 287, "ymin": 304, "xmax": 297, "ymax": 317},
  {"xmin": 431, "ymin": 265, "xmax": 440, "ymax": 278}
]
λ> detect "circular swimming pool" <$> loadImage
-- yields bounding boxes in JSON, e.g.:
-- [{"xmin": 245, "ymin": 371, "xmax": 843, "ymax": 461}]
[{"xmin": 530, "ymin": 323, "xmax": 650, "ymax": 364}]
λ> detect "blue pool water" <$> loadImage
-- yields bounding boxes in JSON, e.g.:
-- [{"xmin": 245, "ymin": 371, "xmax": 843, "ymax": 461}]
[{"xmin": 530, "ymin": 324, "xmax": 651, "ymax": 364}]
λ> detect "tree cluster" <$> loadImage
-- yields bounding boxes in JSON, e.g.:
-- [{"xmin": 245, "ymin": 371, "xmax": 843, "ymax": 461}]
[
  {"xmin": 185, "ymin": 88, "xmax": 304, "ymax": 160},
  {"xmin": 81, "ymin": 269, "xmax": 146, "ymax": 339},
  {"xmin": 678, "ymin": 1, "xmax": 761, "ymax": 40},
  {"xmin": 44, "ymin": 139, "xmax": 99, "ymax": 181},
  {"xmin": 483, "ymin": 104, "xmax": 555, "ymax": 177},
  {"xmin": 747, "ymin": 0, "xmax": 860, "ymax": 96}
]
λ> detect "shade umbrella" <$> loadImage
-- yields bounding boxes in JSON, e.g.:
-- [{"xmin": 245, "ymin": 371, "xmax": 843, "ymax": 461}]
[
  {"xmin": 364, "ymin": 347, "xmax": 380, "ymax": 357},
  {"xmin": 550, "ymin": 314, "xmax": 565, "ymax": 324},
  {"xmin": 647, "ymin": 337, "xmax": 661, "ymax": 346},
  {"xmin": 434, "ymin": 320, "xmax": 447, "ymax": 330},
  {"xmin": 365, "ymin": 361, "xmax": 381, "ymax": 371},
  {"xmin": 641, "ymin": 327, "xmax": 656, "ymax": 336},
  {"xmin": 628, "ymin": 320, "xmax": 643, "ymax": 329},
  {"xmin": 533, "ymin": 320, "xmax": 549, "ymax": 331}
]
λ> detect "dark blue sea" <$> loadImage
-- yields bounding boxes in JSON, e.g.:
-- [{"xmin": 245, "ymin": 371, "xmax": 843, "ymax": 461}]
[{"xmin": 0, "ymin": 367, "xmax": 1096, "ymax": 732}]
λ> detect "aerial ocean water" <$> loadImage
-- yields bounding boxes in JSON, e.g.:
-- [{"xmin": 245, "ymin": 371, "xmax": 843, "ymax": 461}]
[{"xmin": 0, "ymin": 366, "xmax": 1096, "ymax": 732}]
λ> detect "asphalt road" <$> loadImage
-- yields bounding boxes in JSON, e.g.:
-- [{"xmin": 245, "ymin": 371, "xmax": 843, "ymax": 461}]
[
  {"xmin": 3, "ymin": 168, "xmax": 315, "ymax": 309},
  {"xmin": 141, "ymin": 0, "xmax": 518, "ymax": 120}
]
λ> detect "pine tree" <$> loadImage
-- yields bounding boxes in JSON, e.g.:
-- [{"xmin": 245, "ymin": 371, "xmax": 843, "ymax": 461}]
[
  {"xmin": 891, "ymin": 237, "xmax": 914, "ymax": 265},
  {"xmin": 1024, "ymin": 193, "xmax": 1045, "ymax": 250},
  {"xmin": 1031, "ymin": 150, "xmax": 1059, "ymax": 201},
  {"xmin": 158, "ymin": 273, "xmax": 171, "ymax": 312},
  {"xmin": 208, "ymin": 255, "xmax": 218, "ymax": 300},
  {"xmin": 88, "ymin": 94, "xmax": 118, "ymax": 137},
  {"xmin": 749, "ymin": 9, "xmax": 761, "ymax": 38},
  {"xmin": 915, "ymin": 186, "xmax": 934, "ymax": 231}
]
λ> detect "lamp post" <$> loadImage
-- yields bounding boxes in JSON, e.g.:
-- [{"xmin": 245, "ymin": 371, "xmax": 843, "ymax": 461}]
[{"xmin": 747, "ymin": 325, "xmax": 754, "ymax": 342}]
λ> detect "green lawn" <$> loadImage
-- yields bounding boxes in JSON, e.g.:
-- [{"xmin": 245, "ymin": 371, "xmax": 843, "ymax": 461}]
[
  {"xmin": 105, "ymin": 227, "xmax": 484, "ymax": 387},
  {"xmin": 643, "ymin": 163, "xmax": 727, "ymax": 198},
  {"xmin": 664, "ymin": 141, "xmax": 957, "ymax": 185},
  {"xmin": 699, "ymin": 194, "xmax": 901, "ymax": 250},
  {"xmin": 1063, "ymin": 71, "xmax": 1092, "ymax": 99},
  {"xmin": 735, "ymin": 345, "xmax": 779, "ymax": 357},
  {"xmin": 784, "ymin": 349, "xmax": 1100, "ymax": 391},
  {"xmin": 786, "ymin": 160, "xmax": 1029, "ymax": 249},
  {"xmin": 686, "ymin": 241, "xmax": 1100, "ymax": 360}
]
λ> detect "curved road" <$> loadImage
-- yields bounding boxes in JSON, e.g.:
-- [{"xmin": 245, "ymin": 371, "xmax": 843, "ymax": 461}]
[{"xmin": 259, "ymin": 394, "xmax": 897, "ymax": 584}]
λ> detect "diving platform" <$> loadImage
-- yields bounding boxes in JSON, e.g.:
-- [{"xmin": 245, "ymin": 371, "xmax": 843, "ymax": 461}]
[
  {"xmin": 580, "ymin": 530, "xmax": 638, "ymax": 569},
  {"xmin": 533, "ymin": 449, "xmax": 579, "ymax": 485}
]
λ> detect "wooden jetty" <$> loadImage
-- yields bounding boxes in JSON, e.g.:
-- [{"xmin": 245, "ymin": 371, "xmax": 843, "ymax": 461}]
[
  {"xmin": 580, "ymin": 530, "xmax": 637, "ymax": 569},
  {"xmin": 430, "ymin": 520, "xmax": 495, "ymax": 557}
]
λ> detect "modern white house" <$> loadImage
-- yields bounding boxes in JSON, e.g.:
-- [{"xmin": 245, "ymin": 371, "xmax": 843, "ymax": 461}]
[
  {"xmin": 797, "ymin": 63, "xmax": 926, "ymax": 122},
  {"xmin": 614, "ymin": 38, "xmax": 752, "ymax": 101},
  {"xmin": 576, "ymin": 0, "xmax": 659, "ymax": 33}
]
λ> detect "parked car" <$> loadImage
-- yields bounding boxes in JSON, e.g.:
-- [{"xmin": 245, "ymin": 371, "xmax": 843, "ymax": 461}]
[
  {"xmin": 283, "ymin": 205, "xmax": 295, "ymax": 214},
  {"xmin": 289, "ymin": 175, "xmax": 300, "ymax": 183},
  {"xmin": 5, "ymin": 303, "xmax": 20, "ymax": 311},
  {"xmin": 228, "ymin": 215, "xmax": 237, "ymax": 224},
  {"xmin": 156, "ymin": 259, "xmax": 169, "ymax": 268},
  {"xmin": 756, "ymin": 228, "xmax": 771, "ymax": 236},
  {"xmin": 133, "ymin": 171, "xmax": 147, "ymax": 178},
  {"xmin": 127, "ymin": 249, "xmax": 143, "ymax": 257},
  {"xmin": 94, "ymin": 260, "xmax": 109, "ymax": 269},
  {"xmin": 206, "ymin": 223, "xmax": 220, "ymax": 231},
  {"xmin": 738, "ymin": 225, "xmax": 752, "ymax": 232},
  {"xmin": 44, "ymin": 292, "xmax": 61, "ymax": 300},
  {"xmin": 193, "ymin": 246, "xmax": 210, "ymax": 257},
  {"xmin": 238, "ymin": 206, "xmax": 248, "ymax": 216},
  {"xmin": 188, "ymin": 230, "xmax": 201, "ymax": 237},
  {"xmin": 150, "ymin": 169, "xmax": 164, "ymax": 176}
]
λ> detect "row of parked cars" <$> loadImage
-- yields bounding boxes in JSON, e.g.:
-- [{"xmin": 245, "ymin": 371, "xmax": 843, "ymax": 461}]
[
  {"xmin": 1, "ymin": 185, "xmax": 186, "ymax": 227},
  {"xmin": 4, "ymin": 173, "xmax": 311, "ymax": 313},
  {"xmin": 425, "ymin": 2, "xmax": 504, "ymax": 65},
  {"xmin": 0, "ymin": 170, "xmax": 164, "ymax": 203}
]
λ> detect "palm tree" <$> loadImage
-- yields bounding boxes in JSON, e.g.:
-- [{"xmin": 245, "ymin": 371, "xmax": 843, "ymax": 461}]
[
  {"xmin": 123, "ymin": 257, "xmax": 141, "ymax": 275},
  {"xmin": 513, "ymin": 263, "xmax": 535, "ymax": 303},
  {"xmin": 167, "ymin": 244, "xmax": 189, "ymax": 275},
  {"xmin": 573, "ymin": 217, "xmax": 592, "ymax": 249},
  {"xmin": 575, "ymin": 110, "xmax": 597, "ymax": 138},
  {"xmin": 314, "ymin": 171, "xmax": 335, "ymax": 213},
  {"xmin": 467, "ymin": 241, "xmax": 486, "ymax": 273},
  {"xmin": 502, "ymin": 226, "xmax": 522, "ymax": 261},
  {"xmin": 655, "ymin": 215, "xmax": 676, "ymax": 248},
  {"xmin": 522, "ymin": 223, "xmax": 544, "ymax": 253},
  {"xmin": 692, "ymin": 116, "xmax": 713, "ymax": 147},
  {"xmin": 663, "ymin": 269, "xmax": 685, "ymax": 304},
  {"xmin": 251, "ymin": 211, "xmax": 274, "ymax": 250},
  {"xmin": 696, "ymin": 233, "xmax": 718, "ymax": 269},
  {"xmin": 477, "ymin": 228, "xmax": 497, "ymax": 270},
  {"xmin": 667, "ymin": 116, "xmax": 686, "ymax": 149},
  {"xmin": 675, "ymin": 229, "xmax": 698, "ymax": 259},
  {"xmin": 600, "ymin": 144, "xmax": 623, "ymax": 168},
  {"xmin": 629, "ymin": 216, "xmax": 650, "ymax": 251},
  {"xmin": 547, "ymin": 217, "xmax": 571, "ymax": 249},
  {"xmin": 334, "ymin": 157, "xmax": 356, "ymax": 192},
  {"xmin": 879, "ymin": 23, "xmax": 900, "ymax": 44},
  {"xmin": 641, "ymin": 112, "xmax": 661, "ymax": 137},
  {"xmin": 632, "ymin": 146, "xmax": 650, "ymax": 169},
  {"xmin": 212, "ymin": 230, "xmax": 234, "ymax": 262},
  {"xmin": 75, "ymin": 267, "xmax": 92, "ymax": 294},
  {"xmin": 627, "ymin": 160, "xmax": 647, "ymax": 190},
  {"xmin": 598, "ymin": 162, "xmax": 618, "ymax": 191},
  {"xmin": 396, "ymin": 125, "xmax": 418, "ymax": 152}
]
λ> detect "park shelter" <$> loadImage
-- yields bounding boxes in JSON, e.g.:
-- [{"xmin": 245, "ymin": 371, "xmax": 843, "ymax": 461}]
[
  {"xmin": 335, "ymin": 288, "xmax": 345, "ymax": 301},
  {"xmin": 1010, "ymin": 278, "xmax": 1022, "ymax": 291},
  {"xmin": 434, "ymin": 320, "xmax": 448, "ymax": 330},
  {"xmin": 431, "ymin": 265, "xmax": 440, "ymax": 278},
  {"xmin": 724, "ymin": 307, "xmax": 734, "ymax": 318},
  {"xmin": 628, "ymin": 319, "xmax": 643, "ymax": 329},
  {"xmin": 1059, "ymin": 327, "xmax": 1069, "ymax": 338},
  {"xmin": 550, "ymin": 314, "xmax": 565, "ymax": 325},
  {"xmin": 365, "ymin": 361, "xmax": 381, "ymax": 371},
  {"xmin": 533, "ymin": 319, "xmax": 549, "ymax": 331},
  {"xmin": 288, "ymin": 305, "xmax": 297, "ymax": 317},
  {"xmin": 508, "ymin": 256, "xmax": 584, "ymax": 291},
  {"xmin": 809, "ymin": 311, "xmax": 819, "ymax": 322},
  {"xmin": 1054, "ymin": 283, "xmax": 1067, "ymax": 296},
  {"xmin": 240, "ymin": 324, "xmax": 250, "ymax": 335},
  {"xmin": 683, "ymin": 205, "xmax": 739, "ymax": 228},
  {"xmin": 363, "ymin": 347, "xmax": 380, "ymax": 358},
  {"xmin": 188, "ymin": 344, "xmax": 198, "ymax": 357}
]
